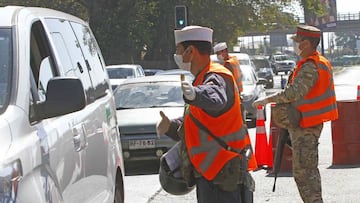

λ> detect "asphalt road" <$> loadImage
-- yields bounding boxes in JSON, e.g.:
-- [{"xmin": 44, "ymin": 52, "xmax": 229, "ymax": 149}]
[{"xmin": 124, "ymin": 66, "xmax": 360, "ymax": 203}]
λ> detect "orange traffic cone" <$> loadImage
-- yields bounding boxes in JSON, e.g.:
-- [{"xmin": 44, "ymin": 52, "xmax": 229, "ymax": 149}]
[
  {"xmin": 357, "ymin": 85, "xmax": 360, "ymax": 100},
  {"xmin": 255, "ymin": 105, "xmax": 271, "ymax": 168}
]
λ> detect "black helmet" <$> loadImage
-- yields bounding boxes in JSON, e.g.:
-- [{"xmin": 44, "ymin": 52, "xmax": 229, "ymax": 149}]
[{"xmin": 159, "ymin": 142, "xmax": 195, "ymax": 195}]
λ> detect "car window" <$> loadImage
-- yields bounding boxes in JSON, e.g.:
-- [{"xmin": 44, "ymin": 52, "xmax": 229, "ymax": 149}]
[
  {"xmin": 70, "ymin": 22, "xmax": 109, "ymax": 98},
  {"xmin": 44, "ymin": 18, "xmax": 94, "ymax": 103},
  {"xmin": 136, "ymin": 66, "xmax": 145, "ymax": 77},
  {"xmin": 107, "ymin": 68, "xmax": 134, "ymax": 79},
  {"xmin": 0, "ymin": 28, "xmax": 11, "ymax": 112},
  {"xmin": 30, "ymin": 21, "xmax": 58, "ymax": 103},
  {"xmin": 252, "ymin": 59, "xmax": 270, "ymax": 70},
  {"xmin": 29, "ymin": 20, "xmax": 60, "ymax": 121},
  {"xmin": 114, "ymin": 81, "xmax": 184, "ymax": 109},
  {"xmin": 239, "ymin": 59, "xmax": 250, "ymax": 65},
  {"xmin": 241, "ymin": 68, "xmax": 256, "ymax": 85}
]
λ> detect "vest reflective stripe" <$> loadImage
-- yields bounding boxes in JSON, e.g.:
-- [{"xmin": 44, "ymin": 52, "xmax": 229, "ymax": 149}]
[
  {"xmin": 184, "ymin": 62, "xmax": 257, "ymax": 180},
  {"xmin": 190, "ymin": 126, "xmax": 247, "ymax": 173},
  {"xmin": 302, "ymin": 102, "xmax": 337, "ymax": 118},
  {"xmin": 225, "ymin": 56, "xmax": 243, "ymax": 93},
  {"xmin": 293, "ymin": 86, "xmax": 335, "ymax": 106},
  {"xmin": 291, "ymin": 52, "xmax": 338, "ymax": 127}
]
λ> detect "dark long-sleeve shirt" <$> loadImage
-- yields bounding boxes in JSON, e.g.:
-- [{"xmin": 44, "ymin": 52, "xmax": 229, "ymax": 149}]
[{"xmin": 166, "ymin": 71, "xmax": 235, "ymax": 140}]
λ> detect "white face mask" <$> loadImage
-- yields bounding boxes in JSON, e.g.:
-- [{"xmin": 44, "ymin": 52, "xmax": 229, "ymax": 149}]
[
  {"xmin": 217, "ymin": 54, "xmax": 224, "ymax": 62},
  {"xmin": 173, "ymin": 54, "xmax": 191, "ymax": 71},
  {"xmin": 293, "ymin": 42, "xmax": 302, "ymax": 56}
]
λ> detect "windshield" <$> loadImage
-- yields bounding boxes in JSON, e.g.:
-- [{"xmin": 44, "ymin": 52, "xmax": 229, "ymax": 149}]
[
  {"xmin": 274, "ymin": 55, "xmax": 291, "ymax": 61},
  {"xmin": 252, "ymin": 59, "xmax": 270, "ymax": 70},
  {"xmin": 241, "ymin": 68, "xmax": 256, "ymax": 85},
  {"xmin": 114, "ymin": 81, "xmax": 184, "ymax": 109},
  {"xmin": 0, "ymin": 29, "xmax": 12, "ymax": 112},
  {"xmin": 107, "ymin": 68, "xmax": 135, "ymax": 79},
  {"xmin": 239, "ymin": 59, "xmax": 250, "ymax": 65}
]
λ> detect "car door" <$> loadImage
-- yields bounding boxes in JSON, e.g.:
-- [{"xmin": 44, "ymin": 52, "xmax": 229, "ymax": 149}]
[
  {"xmin": 70, "ymin": 21, "xmax": 118, "ymax": 200},
  {"xmin": 45, "ymin": 18, "xmax": 117, "ymax": 201},
  {"xmin": 28, "ymin": 20, "xmax": 84, "ymax": 202},
  {"xmin": 41, "ymin": 18, "xmax": 101, "ymax": 201}
]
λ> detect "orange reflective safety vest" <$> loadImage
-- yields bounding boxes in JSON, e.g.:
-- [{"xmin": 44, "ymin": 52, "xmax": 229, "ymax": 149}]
[
  {"xmin": 184, "ymin": 62, "xmax": 257, "ymax": 181},
  {"xmin": 289, "ymin": 51, "xmax": 338, "ymax": 128},
  {"xmin": 224, "ymin": 55, "xmax": 243, "ymax": 93}
]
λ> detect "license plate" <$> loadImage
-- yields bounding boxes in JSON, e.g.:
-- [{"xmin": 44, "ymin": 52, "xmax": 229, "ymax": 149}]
[{"xmin": 129, "ymin": 139, "xmax": 155, "ymax": 149}]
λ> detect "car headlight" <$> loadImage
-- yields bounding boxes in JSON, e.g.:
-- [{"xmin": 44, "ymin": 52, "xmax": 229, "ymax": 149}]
[{"xmin": 0, "ymin": 160, "xmax": 22, "ymax": 203}]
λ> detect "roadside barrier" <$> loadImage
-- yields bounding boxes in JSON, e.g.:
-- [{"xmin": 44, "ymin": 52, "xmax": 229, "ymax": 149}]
[
  {"xmin": 331, "ymin": 100, "xmax": 360, "ymax": 165},
  {"xmin": 270, "ymin": 104, "xmax": 292, "ymax": 172}
]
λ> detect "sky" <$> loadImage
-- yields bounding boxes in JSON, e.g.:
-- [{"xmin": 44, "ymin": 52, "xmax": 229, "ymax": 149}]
[
  {"xmin": 237, "ymin": 0, "xmax": 359, "ymax": 51},
  {"xmin": 289, "ymin": 0, "xmax": 358, "ymax": 17},
  {"xmin": 293, "ymin": 0, "xmax": 360, "ymax": 16},
  {"xmin": 336, "ymin": 0, "xmax": 359, "ymax": 13}
]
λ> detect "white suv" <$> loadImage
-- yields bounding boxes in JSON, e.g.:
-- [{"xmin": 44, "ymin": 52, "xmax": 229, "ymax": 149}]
[
  {"xmin": 269, "ymin": 54, "xmax": 296, "ymax": 75},
  {"xmin": 0, "ymin": 6, "xmax": 124, "ymax": 202},
  {"xmin": 106, "ymin": 64, "xmax": 145, "ymax": 90}
]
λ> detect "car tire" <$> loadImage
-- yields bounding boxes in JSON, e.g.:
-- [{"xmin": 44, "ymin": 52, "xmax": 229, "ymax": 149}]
[
  {"xmin": 266, "ymin": 82, "xmax": 274, "ymax": 89},
  {"xmin": 269, "ymin": 81, "xmax": 274, "ymax": 89},
  {"xmin": 114, "ymin": 171, "xmax": 124, "ymax": 203},
  {"xmin": 247, "ymin": 118, "xmax": 257, "ymax": 128}
]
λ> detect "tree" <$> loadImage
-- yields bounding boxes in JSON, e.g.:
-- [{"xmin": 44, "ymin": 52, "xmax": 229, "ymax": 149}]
[
  {"xmin": 1, "ymin": 0, "xmax": 325, "ymax": 66},
  {"xmin": 335, "ymin": 31, "xmax": 360, "ymax": 54},
  {"xmin": 0, "ymin": 0, "xmax": 88, "ymax": 19}
]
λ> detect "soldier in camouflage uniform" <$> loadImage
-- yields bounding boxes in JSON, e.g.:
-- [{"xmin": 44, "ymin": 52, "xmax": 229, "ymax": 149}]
[{"xmin": 253, "ymin": 25, "xmax": 338, "ymax": 203}]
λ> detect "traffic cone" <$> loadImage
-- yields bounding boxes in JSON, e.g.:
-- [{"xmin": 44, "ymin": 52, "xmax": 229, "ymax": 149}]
[
  {"xmin": 255, "ymin": 105, "xmax": 271, "ymax": 168},
  {"xmin": 357, "ymin": 85, "xmax": 360, "ymax": 100}
]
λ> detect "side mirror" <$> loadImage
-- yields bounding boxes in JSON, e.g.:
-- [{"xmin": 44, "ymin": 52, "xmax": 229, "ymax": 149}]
[{"xmin": 35, "ymin": 77, "xmax": 86, "ymax": 120}]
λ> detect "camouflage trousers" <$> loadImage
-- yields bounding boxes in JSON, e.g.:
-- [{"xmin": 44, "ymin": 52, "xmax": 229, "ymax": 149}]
[{"xmin": 288, "ymin": 123, "xmax": 323, "ymax": 203}]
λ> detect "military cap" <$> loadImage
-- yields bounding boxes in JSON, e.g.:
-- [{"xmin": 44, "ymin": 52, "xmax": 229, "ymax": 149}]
[
  {"xmin": 174, "ymin": 25, "xmax": 213, "ymax": 44},
  {"xmin": 292, "ymin": 25, "xmax": 321, "ymax": 41}
]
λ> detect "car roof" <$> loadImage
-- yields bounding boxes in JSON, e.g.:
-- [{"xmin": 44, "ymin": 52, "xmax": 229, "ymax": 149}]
[
  {"xmin": 228, "ymin": 53, "xmax": 250, "ymax": 59},
  {"xmin": 0, "ymin": 6, "xmax": 85, "ymax": 27},
  {"xmin": 106, "ymin": 64, "xmax": 142, "ymax": 69},
  {"xmin": 156, "ymin": 69, "xmax": 191, "ymax": 75},
  {"xmin": 210, "ymin": 53, "xmax": 251, "ymax": 63},
  {"xmin": 119, "ymin": 75, "xmax": 184, "ymax": 85}
]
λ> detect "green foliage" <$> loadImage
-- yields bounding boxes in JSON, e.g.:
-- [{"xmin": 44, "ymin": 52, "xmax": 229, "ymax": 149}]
[
  {"xmin": 1, "ymin": 0, "xmax": 314, "ymax": 65},
  {"xmin": 0, "ymin": 0, "xmax": 88, "ymax": 19},
  {"xmin": 335, "ymin": 31, "xmax": 360, "ymax": 54}
]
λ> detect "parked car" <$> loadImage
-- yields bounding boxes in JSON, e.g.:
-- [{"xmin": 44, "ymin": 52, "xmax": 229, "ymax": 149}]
[
  {"xmin": 113, "ymin": 75, "xmax": 189, "ymax": 163},
  {"xmin": 144, "ymin": 68, "xmax": 164, "ymax": 76},
  {"xmin": 251, "ymin": 56, "xmax": 274, "ymax": 89},
  {"xmin": 0, "ymin": 6, "xmax": 124, "ymax": 202},
  {"xmin": 241, "ymin": 65, "xmax": 267, "ymax": 127},
  {"xmin": 106, "ymin": 64, "xmax": 145, "ymax": 89},
  {"xmin": 269, "ymin": 54, "xmax": 296, "ymax": 75}
]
